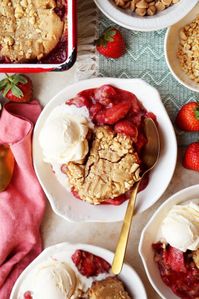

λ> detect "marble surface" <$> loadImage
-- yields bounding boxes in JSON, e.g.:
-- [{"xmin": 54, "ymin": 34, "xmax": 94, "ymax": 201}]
[{"xmin": 1, "ymin": 72, "xmax": 198, "ymax": 299}]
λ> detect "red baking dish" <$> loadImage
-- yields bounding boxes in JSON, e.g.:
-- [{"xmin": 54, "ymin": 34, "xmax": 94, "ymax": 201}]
[{"xmin": 0, "ymin": 0, "xmax": 77, "ymax": 73}]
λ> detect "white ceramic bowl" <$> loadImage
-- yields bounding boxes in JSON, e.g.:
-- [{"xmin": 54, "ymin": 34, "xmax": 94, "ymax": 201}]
[
  {"xmin": 139, "ymin": 184, "xmax": 199, "ymax": 299},
  {"xmin": 33, "ymin": 78, "xmax": 177, "ymax": 223},
  {"xmin": 93, "ymin": 0, "xmax": 198, "ymax": 32},
  {"xmin": 10, "ymin": 242, "xmax": 147, "ymax": 299},
  {"xmin": 165, "ymin": 3, "xmax": 199, "ymax": 92}
]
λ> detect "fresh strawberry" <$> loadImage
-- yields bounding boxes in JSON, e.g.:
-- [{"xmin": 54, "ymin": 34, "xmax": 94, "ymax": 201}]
[
  {"xmin": 176, "ymin": 102, "xmax": 199, "ymax": 131},
  {"xmin": 95, "ymin": 101, "xmax": 131, "ymax": 125},
  {"xmin": 96, "ymin": 27, "xmax": 126, "ymax": 59},
  {"xmin": 164, "ymin": 246, "xmax": 186, "ymax": 273},
  {"xmin": 23, "ymin": 291, "xmax": 33, "ymax": 299},
  {"xmin": 183, "ymin": 142, "xmax": 199, "ymax": 171},
  {"xmin": 67, "ymin": 95, "xmax": 90, "ymax": 108},
  {"xmin": 72, "ymin": 250, "xmax": 110, "ymax": 277},
  {"xmin": 0, "ymin": 74, "xmax": 33, "ymax": 103},
  {"xmin": 114, "ymin": 120, "xmax": 138, "ymax": 139}
]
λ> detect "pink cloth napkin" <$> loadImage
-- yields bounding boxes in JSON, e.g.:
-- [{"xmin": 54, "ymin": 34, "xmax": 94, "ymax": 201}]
[{"xmin": 0, "ymin": 100, "xmax": 46, "ymax": 299}]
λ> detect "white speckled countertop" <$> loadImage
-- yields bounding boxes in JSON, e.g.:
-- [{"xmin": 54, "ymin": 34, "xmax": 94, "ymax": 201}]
[{"xmin": 1, "ymin": 71, "xmax": 198, "ymax": 299}]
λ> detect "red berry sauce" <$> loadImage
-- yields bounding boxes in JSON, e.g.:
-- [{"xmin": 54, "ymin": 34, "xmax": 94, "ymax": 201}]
[
  {"xmin": 153, "ymin": 242, "xmax": 199, "ymax": 299},
  {"xmin": 72, "ymin": 249, "xmax": 111, "ymax": 277},
  {"xmin": 67, "ymin": 84, "xmax": 157, "ymax": 206}
]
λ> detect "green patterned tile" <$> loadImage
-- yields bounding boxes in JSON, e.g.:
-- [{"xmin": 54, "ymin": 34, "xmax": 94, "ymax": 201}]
[{"xmin": 98, "ymin": 13, "xmax": 199, "ymax": 146}]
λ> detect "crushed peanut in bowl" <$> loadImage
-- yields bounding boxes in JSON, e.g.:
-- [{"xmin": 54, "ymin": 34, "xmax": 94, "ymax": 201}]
[
  {"xmin": 177, "ymin": 15, "xmax": 199, "ymax": 84},
  {"xmin": 113, "ymin": 0, "xmax": 180, "ymax": 17}
]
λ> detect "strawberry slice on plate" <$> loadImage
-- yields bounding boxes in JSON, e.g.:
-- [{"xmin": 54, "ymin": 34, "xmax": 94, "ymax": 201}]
[
  {"xmin": 114, "ymin": 120, "xmax": 138, "ymax": 139},
  {"xmin": 95, "ymin": 101, "xmax": 131, "ymax": 125}
]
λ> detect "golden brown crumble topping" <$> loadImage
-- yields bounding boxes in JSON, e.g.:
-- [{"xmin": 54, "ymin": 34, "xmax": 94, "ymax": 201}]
[
  {"xmin": 88, "ymin": 276, "xmax": 132, "ymax": 299},
  {"xmin": 66, "ymin": 126, "xmax": 140, "ymax": 205},
  {"xmin": 0, "ymin": 0, "xmax": 64, "ymax": 62}
]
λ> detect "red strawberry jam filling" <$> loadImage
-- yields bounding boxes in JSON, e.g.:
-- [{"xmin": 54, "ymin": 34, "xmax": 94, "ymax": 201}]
[
  {"xmin": 153, "ymin": 242, "xmax": 199, "ymax": 299},
  {"xmin": 66, "ymin": 85, "xmax": 156, "ymax": 205},
  {"xmin": 72, "ymin": 249, "xmax": 111, "ymax": 277}
]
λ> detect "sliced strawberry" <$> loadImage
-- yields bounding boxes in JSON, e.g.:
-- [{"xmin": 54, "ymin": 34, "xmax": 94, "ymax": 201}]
[
  {"xmin": 67, "ymin": 95, "xmax": 90, "ymax": 108},
  {"xmin": 71, "ymin": 250, "xmax": 110, "ymax": 277},
  {"xmin": 164, "ymin": 246, "xmax": 186, "ymax": 273},
  {"xmin": 90, "ymin": 102, "xmax": 103, "ymax": 118},
  {"xmin": 114, "ymin": 120, "xmax": 138, "ymax": 139},
  {"xmin": 94, "ymin": 85, "xmax": 116, "ymax": 105},
  {"xmin": 24, "ymin": 291, "xmax": 33, "ymax": 299},
  {"xmin": 95, "ymin": 101, "xmax": 131, "ymax": 125}
]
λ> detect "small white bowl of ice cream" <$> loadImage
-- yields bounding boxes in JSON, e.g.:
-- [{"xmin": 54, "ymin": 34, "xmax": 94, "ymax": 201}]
[
  {"xmin": 139, "ymin": 184, "xmax": 199, "ymax": 299},
  {"xmin": 10, "ymin": 243, "xmax": 147, "ymax": 299}
]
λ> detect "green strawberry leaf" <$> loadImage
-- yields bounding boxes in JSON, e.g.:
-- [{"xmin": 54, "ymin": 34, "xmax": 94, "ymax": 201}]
[
  {"xmin": 0, "ymin": 79, "xmax": 9, "ymax": 90},
  {"xmin": 9, "ymin": 74, "xmax": 27, "ymax": 85},
  {"xmin": 15, "ymin": 75, "xmax": 28, "ymax": 84},
  {"xmin": 96, "ymin": 27, "xmax": 116, "ymax": 47},
  {"xmin": 195, "ymin": 107, "xmax": 199, "ymax": 120},
  {"xmin": 2, "ymin": 83, "xmax": 12, "ymax": 97},
  {"xmin": 11, "ymin": 85, "xmax": 23, "ymax": 98}
]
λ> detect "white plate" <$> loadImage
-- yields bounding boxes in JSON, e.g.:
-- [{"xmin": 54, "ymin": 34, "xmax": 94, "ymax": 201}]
[
  {"xmin": 10, "ymin": 242, "xmax": 147, "ymax": 299},
  {"xmin": 93, "ymin": 0, "xmax": 198, "ymax": 32},
  {"xmin": 33, "ymin": 78, "xmax": 177, "ymax": 223},
  {"xmin": 139, "ymin": 184, "xmax": 199, "ymax": 299},
  {"xmin": 165, "ymin": 3, "xmax": 199, "ymax": 92}
]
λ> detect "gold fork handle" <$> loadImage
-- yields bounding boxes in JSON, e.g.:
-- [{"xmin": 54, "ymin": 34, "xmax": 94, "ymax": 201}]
[{"xmin": 111, "ymin": 181, "xmax": 140, "ymax": 275}]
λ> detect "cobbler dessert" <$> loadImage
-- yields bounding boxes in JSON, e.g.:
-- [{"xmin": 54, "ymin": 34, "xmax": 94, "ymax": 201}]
[
  {"xmin": 88, "ymin": 277, "xmax": 132, "ymax": 299},
  {"xmin": 66, "ymin": 126, "xmax": 140, "ymax": 204},
  {"xmin": 0, "ymin": 0, "xmax": 66, "ymax": 63},
  {"xmin": 39, "ymin": 84, "xmax": 156, "ymax": 205},
  {"xmin": 21, "ymin": 248, "xmax": 132, "ymax": 299},
  {"xmin": 152, "ymin": 200, "xmax": 199, "ymax": 299}
]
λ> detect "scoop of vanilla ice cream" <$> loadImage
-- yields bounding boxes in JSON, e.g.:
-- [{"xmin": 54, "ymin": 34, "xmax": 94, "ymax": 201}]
[
  {"xmin": 29, "ymin": 260, "xmax": 81, "ymax": 299},
  {"xmin": 39, "ymin": 104, "xmax": 92, "ymax": 164},
  {"xmin": 161, "ymin": 201, "xmax": 199, "ymax": 252}
]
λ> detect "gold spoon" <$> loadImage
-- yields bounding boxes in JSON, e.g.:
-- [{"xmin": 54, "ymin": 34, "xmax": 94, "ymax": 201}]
[
  {"xmin": 112, "ymin": 118, "xmax": 160, "ymax": 275},
  {"xmin": 0, "ymin": 144, "xmax": 15, "ymax": 192}
]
